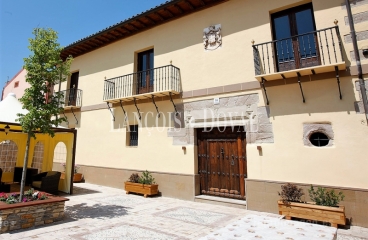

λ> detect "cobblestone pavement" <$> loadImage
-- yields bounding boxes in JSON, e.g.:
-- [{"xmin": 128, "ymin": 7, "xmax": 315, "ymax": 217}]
[{"xmin": 0, "ymin": 183, "xmax": 367, "ymax": 240}]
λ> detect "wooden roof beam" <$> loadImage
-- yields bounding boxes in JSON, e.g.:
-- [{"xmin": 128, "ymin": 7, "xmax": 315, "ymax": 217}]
[
  {"xmin": 96, "ymin": 35, "xmax": 110, "ymax": 42},
  {"xmin": 164, "ymin": 8, "xmax": 174, "ymax": 17},
  {"xmin": 128, "ymin": 23, "xmax": 139, "ymax": 31},
  {"xmin": 111, "ymin": 29, "xmax": 125, "ymax": 37},
  {"xmin": 84, "ymin": 41, "xmax": 98, "ymax": 48},
  {"xmin": 114, "ymin": 28, "xmax": 126, "ymax": 35},
  {"xmin": 136, "ymin": 19, "xmax": 147, "ymax": 27},
  {"xmin": 154, "ymin": 12, "xmax": 165, "ymax": 21},
  {"xmin": 105, "ymin": 32, "xmax": 118, "ymax": 40},
  {"xmin": 184, "ymin": 0, "xmax": 194, "ymax": 9},
  {"xmin": 145, "ymin": 16, "xmax": 156, "ymax": 24},
  {"xmin": 90, "ymin": 38, "xmax": 105, "ymax": 45},
  {"xmin": 120, "ymin": 26, "xmax": 132, "ymax": 34},
  {"xmin": 74, "ymin": 45, "xmax": 90, "ymax": 52},
  {"xmin": 198, "ymin": 0, "xmax": 205, "ymax": 6},
  {"xmin": 173, "ymin": 4, "xmax": 184, "ymax": 13}
]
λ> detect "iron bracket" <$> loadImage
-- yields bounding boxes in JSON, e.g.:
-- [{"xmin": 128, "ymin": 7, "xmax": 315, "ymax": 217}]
[
  {"xmin": 151, "ymin": 95, "xmax": 160, "ymax": 118},
  {"xmin": 62, "ymin": 110, "xmax": 69, "ymax": 124},
  {"xmin": 119, "ymin": 100, "xmax": 127, "ymax": 120},
  {"xmin": 70, "ymin": 107, "xmax": 78, "ymax": 125},
  {"xmin": 335, "ymin": 66, "xmax": 342, "ymax": 99},
  {"xmin": 106, "ymin": 102, "xmax": 115, "ymax": 121},
  {"xmin": 261, "ymin": 77, "xmax": 270, "ymax": 105},
  {"xmin": 297, "ymin": 72, "xmax": 306, "ymax": 103},
  {"xmin": 133, "ymin": 98, "xmax": 141, "ymax": 120},
  {"xmin": 169, "ymin": 92, "xmax": 178, "ymax": 116}
]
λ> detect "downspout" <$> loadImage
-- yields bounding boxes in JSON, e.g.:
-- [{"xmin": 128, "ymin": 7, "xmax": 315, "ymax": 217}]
[{"xmin": 345, "ymin": 0, "xmax": 368, "ymax": 124}]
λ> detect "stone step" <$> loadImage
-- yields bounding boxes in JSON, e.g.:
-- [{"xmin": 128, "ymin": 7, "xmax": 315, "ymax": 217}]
[{"xmin": 194, "ymin": 195, "xmax": 247, "ymax": 209}]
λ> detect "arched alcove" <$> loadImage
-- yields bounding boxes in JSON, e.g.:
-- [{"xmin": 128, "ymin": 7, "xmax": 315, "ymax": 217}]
[
  {"xmin": 0, "ymin": 140, "xmax": 18, "ymax": 173},
  {"xmin": 52, "ymin": 142, "xmax": 67, "ymax": 172},
  {"xmin": 31, "ymin": 141, "xmax": 44, "ymax": 173}
]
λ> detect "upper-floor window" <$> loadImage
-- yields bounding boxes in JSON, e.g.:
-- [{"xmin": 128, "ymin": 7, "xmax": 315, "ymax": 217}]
[
  {"xmin": 271, "ymin": 3, "xmax": 318, "ymax": 72},
  {"xmin": 137, "ymin": 49, "xmax": 154, "ymax": 94},
  {"xmin": 14, "ymin": 81, "xmax": 19, "ymax": 88},
  {"xmin": 68, "ymin": 72, "xmax": 79, "ymax": 106}
]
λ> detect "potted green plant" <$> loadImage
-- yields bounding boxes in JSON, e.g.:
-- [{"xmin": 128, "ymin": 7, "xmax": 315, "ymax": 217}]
[
  {"xmin": 277, "ymin": 183, "xmax": 346, "ymax": 228},
  {"xmin": 124, "ymin": 170, "xmax": 158, "ymax": 198},
  {"xmin": 72, "ymin": 165, "xmax": 83, "ymax": 182},
  {"xmin": 61, "ymin": 163, "xmax": 83, "ymax": 183}
]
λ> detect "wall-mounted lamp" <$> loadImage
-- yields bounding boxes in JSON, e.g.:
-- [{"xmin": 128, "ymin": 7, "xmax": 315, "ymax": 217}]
[{"xmin": 4, "ymin": 125, "xmax": 10, "ymax": 135}]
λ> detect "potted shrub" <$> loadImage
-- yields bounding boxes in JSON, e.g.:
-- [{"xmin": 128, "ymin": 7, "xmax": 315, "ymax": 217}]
[
  {"xmin": 72, "ymin": 165, "xmax": 83, "ymax": 182},
  {"xmin": 277, "ymin": 183, "xmax": 346, "ymax": 228},
  {"xmin": 61, "ymin": 163, "xmax": 83, "ymax": 183},
  {"xmin": 124, "ymin": 170, "xmax": 158, "ymax": 198}
]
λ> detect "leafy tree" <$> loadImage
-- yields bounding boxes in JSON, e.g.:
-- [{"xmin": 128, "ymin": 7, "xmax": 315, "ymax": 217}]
[{"xmin": 17, "ymin": 28, "xmax": 72, "ymax": 201}]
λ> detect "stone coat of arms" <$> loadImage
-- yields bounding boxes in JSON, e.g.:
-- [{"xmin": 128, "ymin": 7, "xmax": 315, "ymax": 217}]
[{"xmin": 203, "ymin": 24, "xmax": 222, "ymax": 51}]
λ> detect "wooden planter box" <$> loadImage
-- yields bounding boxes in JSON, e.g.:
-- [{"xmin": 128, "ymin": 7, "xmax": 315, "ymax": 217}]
[
  {"xmin": 61, "ymin": 172, "xmax": 83, "ymax": 183},
  {"xmin": 124, "ymin": 182, "xmax": 158, "ymax": 198},
  {"xmin": 278, "ymin": 200, "xmax": 346, "ymax": 227},
  {"xmin": 0, "ymin": 195, "xmax": 69, "ymax": 233}
]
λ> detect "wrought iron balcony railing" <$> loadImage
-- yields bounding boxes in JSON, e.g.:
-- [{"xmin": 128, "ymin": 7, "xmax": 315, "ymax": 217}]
[
  {"xmin": 57, "ymin": 89, "xmax": 82, "ymax": 108},
  {"xmin": 103, "ymin": 65, "xmax": 181, "ymax": 102},
  {"xmin": 252, "ymin": 26, "xmax": 344, "ymax": 78}
]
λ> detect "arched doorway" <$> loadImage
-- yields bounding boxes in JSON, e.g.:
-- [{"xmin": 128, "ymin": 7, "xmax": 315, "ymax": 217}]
[{"xmin": 52, "ymin": 142, "xmax": 67, "ymax": 172}]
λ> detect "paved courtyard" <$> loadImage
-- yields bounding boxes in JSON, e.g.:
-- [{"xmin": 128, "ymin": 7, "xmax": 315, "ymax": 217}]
[{"xmin": 0, "ymin": 183, "xmax": 367, "ymax": 239}]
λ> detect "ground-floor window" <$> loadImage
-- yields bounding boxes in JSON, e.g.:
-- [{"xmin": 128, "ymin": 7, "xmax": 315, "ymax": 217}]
[{"xmin": 128, "ymin": 125, "xmax": 139, "ymax": 146}]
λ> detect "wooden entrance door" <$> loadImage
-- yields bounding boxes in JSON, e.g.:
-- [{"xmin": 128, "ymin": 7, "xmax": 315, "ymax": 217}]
[{"xmin": 197, "ymin": 127, "xmax": 247, "ymax": 200}]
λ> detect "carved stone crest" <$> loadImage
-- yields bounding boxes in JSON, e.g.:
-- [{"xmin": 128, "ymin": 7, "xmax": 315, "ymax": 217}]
[{"xmin": 203, "ymin": 24, "xmax": 222, "ymax": 51}]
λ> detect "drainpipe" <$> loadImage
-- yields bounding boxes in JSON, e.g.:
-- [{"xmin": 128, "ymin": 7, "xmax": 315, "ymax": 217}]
[{"xmin": 345, "ymin": 0, "xmax": 368, "ymax": 124}]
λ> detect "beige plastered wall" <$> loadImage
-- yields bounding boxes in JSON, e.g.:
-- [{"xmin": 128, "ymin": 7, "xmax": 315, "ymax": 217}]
[{"xmin": 59, "ymin": 0, "xmax": 368, "ymax": 190}]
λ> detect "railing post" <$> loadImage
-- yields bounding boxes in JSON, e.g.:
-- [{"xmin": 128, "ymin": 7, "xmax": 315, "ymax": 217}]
[{"xmin": 334, "ymin": 20, "xmax": 344, "ymax": 62}]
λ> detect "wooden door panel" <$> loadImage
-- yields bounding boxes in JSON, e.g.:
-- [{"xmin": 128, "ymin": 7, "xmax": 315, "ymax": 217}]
[
  {"xmin": 198, "ymin": 137, "xmax": 207, "ymax": 194},
  {"xmin": 197, "ymin": 128, "xmax": 246, "ymax": 200}
]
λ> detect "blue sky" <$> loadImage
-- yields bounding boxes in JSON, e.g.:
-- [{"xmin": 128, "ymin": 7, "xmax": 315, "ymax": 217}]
[{"xmin": 0, "ymin": 0, "xmax": 166, "ymax": 89}]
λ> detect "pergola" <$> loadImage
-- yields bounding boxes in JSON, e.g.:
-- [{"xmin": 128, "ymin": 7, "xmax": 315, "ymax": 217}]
[{"xmin": 0, "ymin": 93, "xmax": 77, "ymax": 194}]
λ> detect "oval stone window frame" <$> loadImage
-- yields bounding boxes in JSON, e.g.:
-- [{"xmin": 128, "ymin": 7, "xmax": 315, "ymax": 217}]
[
  {"xmin": 309, "ymin": 132, "xmax": 330, "ymax": 147},
  {"xmin": 303, "ymin": 123, "xmax": 334, "ymax": 147}
]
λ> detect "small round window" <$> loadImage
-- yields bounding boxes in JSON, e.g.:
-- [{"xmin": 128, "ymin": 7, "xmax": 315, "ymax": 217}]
[{"xmin": 309, "ymin": 132, "xmax": 329, "ymax": 147}]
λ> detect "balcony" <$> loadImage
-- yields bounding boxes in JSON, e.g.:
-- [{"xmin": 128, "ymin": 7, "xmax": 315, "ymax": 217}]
[
  {"xmin": 103, "ymin": 65, "xmax": 181, "ymax": 103},
  {"xmin": 58, "ymin": 89, "xmax": 83, "ymax": 110},
  {"xmin": 252, "ymin": 26, "xmax": 346, "ymax": 81}
]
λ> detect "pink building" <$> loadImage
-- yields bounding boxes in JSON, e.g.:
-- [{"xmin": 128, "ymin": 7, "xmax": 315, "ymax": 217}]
[{"xmin": 1, "ymin": 69, "xmax": 29, "ymax": 100}]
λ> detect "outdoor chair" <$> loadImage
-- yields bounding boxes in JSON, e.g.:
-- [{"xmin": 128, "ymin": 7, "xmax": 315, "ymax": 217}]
[
  {"xmin": 0, "ymin": 168, "xmax": 10, "ymax": 193},
  {"xmin": 31, "ymin": 171, "xmax": 61, "ymax": 195}
]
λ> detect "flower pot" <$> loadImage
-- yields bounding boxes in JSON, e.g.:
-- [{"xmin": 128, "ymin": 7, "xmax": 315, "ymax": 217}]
[
  {"xmin": 73, "ymin": 173, "xmax": 83, "ymax": 183},
  {"xmin": 124, "ymin": 182, "xmax": 158, "ymax": 198},
  {"xmin": 277, "ymin": 200, "xmax": 346, "ymax": 227}
]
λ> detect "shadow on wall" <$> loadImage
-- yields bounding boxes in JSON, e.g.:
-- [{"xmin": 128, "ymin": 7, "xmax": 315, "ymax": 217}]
[
  {"xmin": 265, "ymin": 77, "xmax": 357, "ymax": 117},
  {"xmin": 112, "ymin": 99, "xmax": 184, "ymax": 129}
]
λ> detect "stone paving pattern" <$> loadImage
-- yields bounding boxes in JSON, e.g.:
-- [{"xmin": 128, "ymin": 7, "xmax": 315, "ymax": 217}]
[{"xmin": 0, "ymin": 183, "xmax": 367, "ymax": 239}]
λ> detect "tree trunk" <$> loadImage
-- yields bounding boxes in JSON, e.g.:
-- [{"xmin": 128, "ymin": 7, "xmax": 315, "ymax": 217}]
[{"xmin": 19, "ymin": 132, "xmax": 32, "ymax": 202}]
